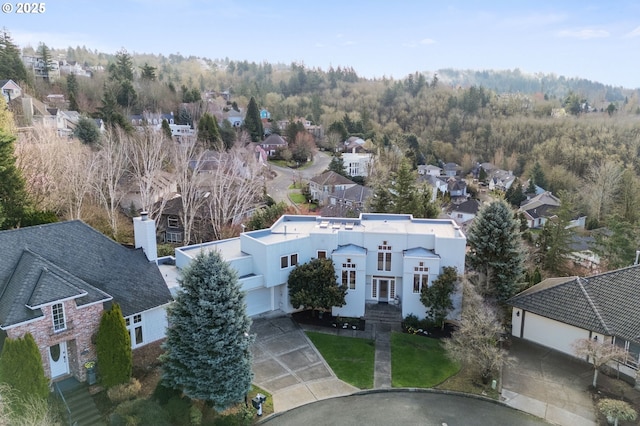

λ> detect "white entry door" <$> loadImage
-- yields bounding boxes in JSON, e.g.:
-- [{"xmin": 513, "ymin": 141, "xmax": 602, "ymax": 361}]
[
  {"xmin": 49, "ymin": 341, "xmax": 69, "ymax": 378},
  {"xmin": 373, "ymin": 277, "xmax": 396, "ymax": 302}
]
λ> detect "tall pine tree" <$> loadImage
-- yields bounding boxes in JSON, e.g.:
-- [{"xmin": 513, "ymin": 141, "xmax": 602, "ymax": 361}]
[
  {"xmin": 0, "ymin": 118, "xmax": 28, "ymax": 229},
  {"xmin": 466, "ymin": 199, "xmax": 525, "ymax": 302},
  {"xmin": 96, "ymin": 303, "xmax": 132, "ymax": 388},
  {"xmin": 0, "ymin": 30, "xmax": 28, "ymax": 83},
  {"xmin": 162, "ymin": 251, "xmax": 254, "ymax": 410},
  {"xmin": 243, "ymin": 96, "xmax": 263, "ymax": 142}
]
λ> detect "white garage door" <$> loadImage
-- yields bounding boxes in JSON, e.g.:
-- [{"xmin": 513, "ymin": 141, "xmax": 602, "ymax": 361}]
[
  {"xmin": 522, "ymin": 312, "xmax": 589, "ymax": 356},
  {"xmin": 245, "ymin": 288, "xmax": 271, "ymax": 317}
]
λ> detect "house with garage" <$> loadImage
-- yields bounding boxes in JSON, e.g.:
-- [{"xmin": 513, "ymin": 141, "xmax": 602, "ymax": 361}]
[
  {"xmin": 509, "ymin": 264, "xmax": 640, "ymax": 384},
  {"xmin": 173, "ymin": 213, "xmax": 466, "ymax": 320},
  {"xmin": 0, "ymin": 216, "xmax": 173, "ymax": 383},
  {"xmin": 309, "ymin": 171, "xmax": 357, "ymax": 205}
]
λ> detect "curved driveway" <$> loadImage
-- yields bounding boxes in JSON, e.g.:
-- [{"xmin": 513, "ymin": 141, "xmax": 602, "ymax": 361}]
[
  {"xmin": 266, "ymin": 151, "xmax": 332, "ymax": 205},
  {"xmin": 260, "ymin": 390, "xmax": 549, "ymax": 425}
]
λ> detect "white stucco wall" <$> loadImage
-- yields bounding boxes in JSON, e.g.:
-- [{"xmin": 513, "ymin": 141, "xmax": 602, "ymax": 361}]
[{"xmin": 138, "ymin": 305, "xmax": 169, "ymax": 347}]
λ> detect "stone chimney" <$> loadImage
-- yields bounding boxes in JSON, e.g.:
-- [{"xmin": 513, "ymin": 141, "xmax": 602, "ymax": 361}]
[{"xmin": 133, "ymin": 212, "xmax": 158, "ymax": 263}]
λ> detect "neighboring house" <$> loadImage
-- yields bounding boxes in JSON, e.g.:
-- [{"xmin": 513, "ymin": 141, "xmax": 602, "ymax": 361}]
[
  {"xmin": 447, "ymin": 199, "xmax": 480, "ymax": 227},
  {"xmin": 443, "ymin": 162, "xmax": 461, "ymax": 177},
  {"xmin": 342, "ymin": 150, "xmax": 373, "ymax": 177},
  {"xmin": 153, "ymin": 194, "xmax": 212, "ymax": 245},
  {"xmin": 173, "ymin": 213, "xmax": 466, "ymax": 320},
  {"xmin": 488, "ymin": 169, "xmax": 516, "ymax": 192},
  {"xmin": 309, "ymin": 171, "xmax": 357, "ymax": 205},
  {"xmin": 23, "ymin": 55, "xmax": 60, "ymax": 81},
  {"xmin": 418, "ymin": 174, "xmax": 448, "ymax": 195},
  {"xmin": 509, "ymin": 264, "xmax": 640, "ymax": 384},
  {"xmin": 567, "ymin": 234, "xmax": 600, "ymax": 272},
  {"xmin": 0, "ymin": 217, "xmax": 172, "ymax": 383},
  {"xmin": 260, "ymin": 109, "xmax": 271, "ymax": 121},
  {"xmin": 260, "ymin": 134, "xmax": 287, "ymax": 156},
  {"xmin": 322, "ymin": 184, "xmax": 372, "ymax": 217},
  {"xmin": 518, "ymin": 191, "xmax": 561, "ymax": 228},
  {"xmin": 447, "ymin": 177, "xmax": 468, "ymax": 199},
  {"xmin": 1, "ymin": 79, "xmax": 22, "ymax": 102},
  {"xmin": 417, "ymin": 165, "xmax": 442, "ymax": 176}
]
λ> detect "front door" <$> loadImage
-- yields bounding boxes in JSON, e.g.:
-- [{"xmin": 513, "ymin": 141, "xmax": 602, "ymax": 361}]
[
  {"xmin": 379, "ymin": 280, "xmax": 389, "ymax": 300},
  {"xmin": 49, "ymin": 341, "xmax": 69, "ymax": 378},
  {"xmin": 373, "ymin": 277, "xmax": 395, "ymax": 302}
]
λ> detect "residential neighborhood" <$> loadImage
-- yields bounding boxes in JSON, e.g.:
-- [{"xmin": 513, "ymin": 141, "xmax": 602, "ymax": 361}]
[{"xmin": 2, "ymin": 16, "xmax": 640, "ymax": 425}]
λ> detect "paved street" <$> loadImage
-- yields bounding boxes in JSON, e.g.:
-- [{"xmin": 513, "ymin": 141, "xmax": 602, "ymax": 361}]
[
  {"xmin": 266, "ymin": 151, "xmax": 332, "ymax": 205},
  {"xmin": 260, "ymin": 390, "xmax": 549, "ymax": 426}
]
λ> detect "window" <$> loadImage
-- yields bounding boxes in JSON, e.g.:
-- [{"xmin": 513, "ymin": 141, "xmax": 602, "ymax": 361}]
[
  {"xmin": 166, "ymin": 232, "xmax": 182, "ymax": 243},
  {"xmin": 167, "ymin": 216, "xmax": 179, "ymax": 228},
  {"xmin": 342, "ymin": 259, "xmax": 356, "ymax": 290},
  {"xmin": 413, "ymin": 263, "xmax": 429, "ymax": 293},
  {"xmin": 135, "ymin": 326, "xmax": 143, "ymax": 344},
  {"xmin": 52, "ymin": 303, "xmax": 66, "ymax": 331},
  {"xmin": 377, "ymin": 242, "xmax": 392, "ymax": 271},
  {"xmin": 281, "ymin": 254, "xmax": 298, "ymax": 269},
  {"xmin": 614, "ymin": 338, "xmax": 640, "ymax": 369},
  {"xmin": 317, "ymin": 251, "xmax": 327, "ymax": 259}
]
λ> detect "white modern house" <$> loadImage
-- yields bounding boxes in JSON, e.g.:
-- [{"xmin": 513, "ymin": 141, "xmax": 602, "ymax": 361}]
[{"xmin": 173, "ymin": 213, "xmax": 466, "ymax": 320}]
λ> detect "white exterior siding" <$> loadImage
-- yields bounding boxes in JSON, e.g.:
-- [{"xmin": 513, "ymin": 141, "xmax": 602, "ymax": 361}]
[
  {"xmin": 514, "ymin": 310, "xmax": 590, "ymax": 355},
  {"xmin": 131, "ymin": 306, "xmax": 169, "ymax": 349},
  {"xmin": 176, "ymin": 214, "xmax": 466, "ymax": 320}
]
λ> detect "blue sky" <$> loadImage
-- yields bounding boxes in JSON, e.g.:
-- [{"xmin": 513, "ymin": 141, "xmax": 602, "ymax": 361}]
[{"xmin": 4, "ymin": 0, "xmax": 640, "ymax": 88}]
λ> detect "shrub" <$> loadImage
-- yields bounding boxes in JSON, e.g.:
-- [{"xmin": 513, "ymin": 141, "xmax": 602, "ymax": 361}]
[
  {"xmin": 0, "ymin": 333, "xmax": 49, "ymax": 406},
  {"xmin": 107, "ymin": 378, "xmax": 142, "ymax": 403},
  {"xmin": 164, "ymin": 396, "xmax": 190, "ymax": 425},
  {"xmin": 96, "ymin": 303, "xmax": 132, "ymax": 388},
  {"xmin": 110, "ymin": 398, "xmax": 170, "ymax": 426},
  {"xmin": 189, "ymin": 405, "xmax": 202, "ymax": 426},
  {"xmin": 402, "ymin": 314, "xmax": 420, "ymax": 330},
  {"xmin": 152, "ymin": 381, "xmax": 182, "ymax": 406}
]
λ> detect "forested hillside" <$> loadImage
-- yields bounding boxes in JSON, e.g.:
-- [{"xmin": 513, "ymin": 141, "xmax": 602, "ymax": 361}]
[{"xmin": 2, "ymin": 35, "xmax": 640, "ymax": 271}]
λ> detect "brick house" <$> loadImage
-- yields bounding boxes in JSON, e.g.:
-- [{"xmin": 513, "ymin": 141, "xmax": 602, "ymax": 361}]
[{"xmin": 0, "ymin": 217, "xmax": 172, "ymax": 383}]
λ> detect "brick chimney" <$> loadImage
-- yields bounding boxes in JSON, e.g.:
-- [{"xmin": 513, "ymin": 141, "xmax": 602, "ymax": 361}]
[{"xmin": 133, "ymin": 212, "xmax": 158, "ymax": 263}]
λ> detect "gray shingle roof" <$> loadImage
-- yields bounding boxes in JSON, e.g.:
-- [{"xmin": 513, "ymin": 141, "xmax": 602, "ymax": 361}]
[
  {"xmin": 509, "ymin": 264, "xmax": 640, "ymax": 341},
  {"xmin": 0, "ymin": 221, "xmax": 173, "ymax": 328}
]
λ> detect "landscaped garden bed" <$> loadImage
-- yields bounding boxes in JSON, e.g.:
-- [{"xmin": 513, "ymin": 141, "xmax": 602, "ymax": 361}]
[{"xmin": 292, "ymin": 310, "xmax": 366, "ymax": 331}]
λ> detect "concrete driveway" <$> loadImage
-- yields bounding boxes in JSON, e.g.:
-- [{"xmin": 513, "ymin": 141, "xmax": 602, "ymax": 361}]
[
  {"xmin": 250, "ymin": 316, "xmax": 358, "ymax": 413},
  {"xmin": 502, "ymin": 338, "xmax": 597, "ymax": 426}
]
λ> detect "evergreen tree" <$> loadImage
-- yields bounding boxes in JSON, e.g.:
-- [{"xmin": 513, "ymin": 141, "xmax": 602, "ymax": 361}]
[
  {"xmin": 37, "ymin": 43, "xmax": 53, "ymax": 81},
  {"xmin": 391, "ymin": 161, "xmax": 418, "ymax": 214},
  {"xmin": 140, "ymin": 63, "xmax": 157, "ymax": 81},
  {"xmin": 420, "ymin": 266, "xmax": 457, "ymax": 329},
  {"xmin": 0, "ymin": 30, "xmax": 28, "ymax": 83},
  {"xmin": 0, "ymin": 129, "xmax": 28, "ymax": 229},
  {"xmin": 162, "ymin": 251, "xmax": 253, "ymax": 410},
  {"xmin": 506, "ymin": 181, "xmax": 527, "ymax": 207},
  {"xmin": 197, "ymin": 112, "xmax": 222, "ymax": 150},
  {"xmin": 161, "ymin": 119, "xmax": 173, "ymax": 139},
  {"xmin": 109, "ymin": 49, "xmax": 135, "ymax": 82},
  {"xmin": 0, "ymin": 333, "xmax": 49, "ymax": 403},
  {"xmin": 530, "ymin": 162, "xmax": 547, "ymax": 190},
  {"xmin": 243, "ymin": 96, "xmax": 263, "ymax": 142},
  {"xmin": 288, "ymin": 258, "xmax": 347, "ymax": 314},
  {"xmin": 96, "ymin": 303, "xmax": 132, "ymax": 388},
  {"xmin": 74, "ymin": 116, "xmax": 101, "ymax": 145},
  {"xmin": 219, "ymin": 119, "xmax": 236, "ymax": 150},
  {"xmin": 327, "ymin": 155, "xmax": 347, "ymax": 177},
  {"xmin": 466, "ymin": 199, "xmax": 525, "ymax": 302}
]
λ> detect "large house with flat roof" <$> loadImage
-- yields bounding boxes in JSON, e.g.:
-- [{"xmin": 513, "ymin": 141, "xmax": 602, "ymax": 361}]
[{"xmin": 174, "ymin": 214, "xmax": 466, "ymax": 320}]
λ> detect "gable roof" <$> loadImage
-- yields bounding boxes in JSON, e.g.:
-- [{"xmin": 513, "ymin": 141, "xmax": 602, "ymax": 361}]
[
  {"xmin": 328, "ymin": 184, "xmax": 372, "ymax": 204},
  {"xmin": 509, "ymin": 264, "xmax": 640, "ymax": 341},
  {"xmin": 261, "ymin": 133, "xmax": 286, "ymax": 146},
  {"xmin": 310, "ymin": 171, "xmax": 354, "ymax": 186},
  {"xmin": 0, "ymin": 221, "xmax": 172, "ymax": 328},
  {"xmin": 448, "ymin": 199, "xmax": 481, "ymax": 215}
]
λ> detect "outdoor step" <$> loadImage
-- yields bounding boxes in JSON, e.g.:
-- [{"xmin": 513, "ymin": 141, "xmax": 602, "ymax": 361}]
[{"xmin": 62, "ymin": 384, "xmax": 105, "ymax": 426}]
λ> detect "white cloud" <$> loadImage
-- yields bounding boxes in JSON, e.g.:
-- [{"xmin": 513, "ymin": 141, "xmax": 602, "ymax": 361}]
[
  {"xmin": 502, "ymin": 13, "xmax": 566, "ymax": 28},
  {"xmin": 556, "ymin": 29, "xmax": 610, "ymax": 40},
  {"xmin": 419, "ymin": 38, "xmax": 436, "ymax": 45},
  {"xmin": 624, "ymin": 26, "xmax": 640, "ymax": 38}
]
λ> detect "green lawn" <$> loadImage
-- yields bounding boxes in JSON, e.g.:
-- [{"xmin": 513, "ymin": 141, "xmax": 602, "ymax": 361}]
[
  {"xmin": 306, "ymin": 331, "xmax": 375, "ymax": 389},
  {"xmin": 289, "ymin": 192, "xmax": 306, "ymax": 204},
  {"xmin": 391, "ymin": 332, "xmax": 460, "ymax": 388}
]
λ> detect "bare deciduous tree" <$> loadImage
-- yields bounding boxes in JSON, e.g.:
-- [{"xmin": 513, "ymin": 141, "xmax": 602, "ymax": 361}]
[
  {"xmin": 169, "ymin": 138, "xmax": 208, "ymax": 244},
  {"xmin": 126, "ymin": 129, "xmax": 170, "ymax": 217},
  {"xmin": 443, "ymin": 279, "xmax": 508, "ymax": 382},
  {"xmin": 59, "ymin": 141, "xmax": 99, "ymax": 220},
  {"xmin": 585, "ymin": 160, "xmax": 623, "ymax": 224},
  {"xmin": 94, "ymin": 128, "xmax": 128, "ymax": 238},
  {"xmin": 572, "ymin": 337, "xmax": 628, "ymax": 388},
  {"xmin": 205, "ymin": 147, "xmax": 265, "ymax": 240}
]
